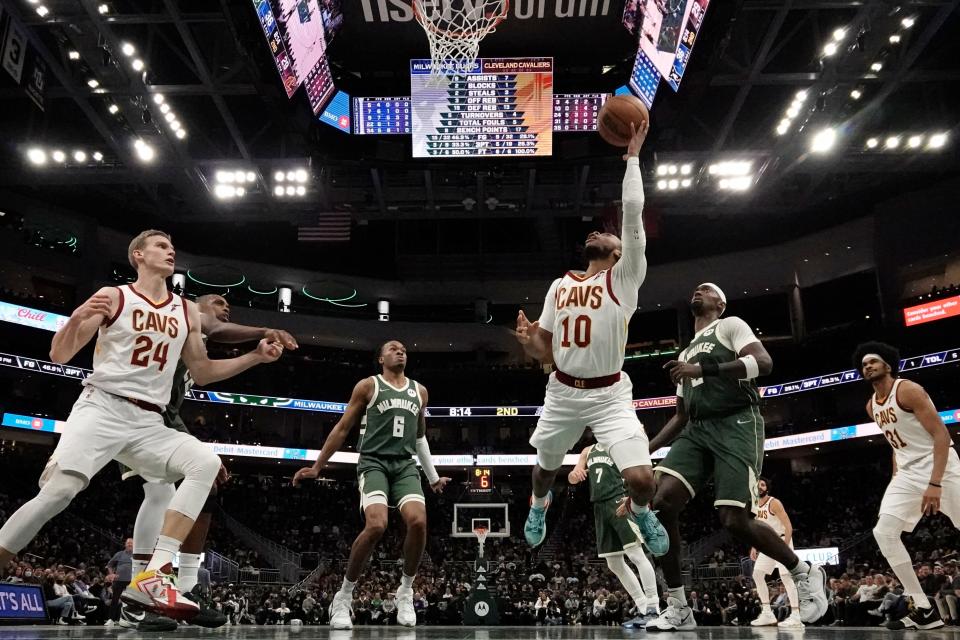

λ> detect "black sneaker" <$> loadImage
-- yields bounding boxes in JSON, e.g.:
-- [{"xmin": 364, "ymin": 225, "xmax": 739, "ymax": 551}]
[
  {"xmin": 900, "ymin": 604, "xmax": 944, "ymax": 630},
  {"xmin": 119, "ymin": 602, "xmax": 179, "ymax": 631},
  {"xmin": 182, "ymin": 585, "xmax": 228, "ymax": 628}
]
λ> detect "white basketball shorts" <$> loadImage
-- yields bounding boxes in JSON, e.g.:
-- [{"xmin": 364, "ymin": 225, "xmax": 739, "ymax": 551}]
[
  {"xmin": 754, "ymin": 540, "xmax": 793, "ymax": 575},
  {"xmin": 529, "ymin": 371, "xmax": 650, "ymax": 466},
  {"xmin": 880, "ymin": 468, "xmax": 960, "ymax": 531},
  {"xmin": 51, "ymin": 385, "xmax": 207, "ymax": 486}
]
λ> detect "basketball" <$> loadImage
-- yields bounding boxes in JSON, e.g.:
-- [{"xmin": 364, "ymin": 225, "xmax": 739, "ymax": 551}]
[{"xmin": 598, "ymin": 95, "xmax": 650, "ymax": 147}]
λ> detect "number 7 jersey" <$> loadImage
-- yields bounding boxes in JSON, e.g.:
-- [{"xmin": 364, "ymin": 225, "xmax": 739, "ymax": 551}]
[
  {"xmin": 537, "ymin": 269, "xmax": 636, "ymax": 378},
  {"xmin": 83, "ymin": 285, "xmax": 190, "ymax": 407}
]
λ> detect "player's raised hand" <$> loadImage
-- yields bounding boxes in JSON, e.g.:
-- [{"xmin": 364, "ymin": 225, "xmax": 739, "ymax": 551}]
[
  {"xmin": 255, "ymin": 339, "xmax": 284, "ymax": 362},
  {"xmin": 430, "ymin": 477, "xmax": 452, "ymax": 493},
  {"xmin": 292, "ymin": 465, "xmax": 320, "ymax": 487},
  {"xmin": 516, "ymin": 310, "xmax": 539, "ymax": 345},
  {"xmin": 567, "ymin": 467, "xmax": 588, "ymax": 484},
  {"xmin": 622, "ymin": 120, "xmax": 650, "ymax": 161},
  {"xmin": 664, "ymin": 359, "xmax": 702, "ymax": 385},
  {"xmin": 922, "ymin": 484, "xmax": 942, "ymax": 516},
  {"xmin": 73, "ymin": 293, "xmax": 114, "ymax": 323},
  {"xmin": 265, "ymin": 328, "xmax": 298, "ymax": 350}
]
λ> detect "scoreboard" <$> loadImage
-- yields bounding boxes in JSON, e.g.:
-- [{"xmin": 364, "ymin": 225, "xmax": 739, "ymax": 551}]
[
  {"xmin": 411, "ymin": 58, "xmax": 554, "ymax": 157},
  {"xmin": 353, "ymin": 97, "xmax": 411, "ymax": 135},
  {"xmin": 470, "ymin": 468, "xmax": 494, "ymax": 494},
  {"xmin": 553, "ymin": 93, "xmax": 608, "ymax": 132}
]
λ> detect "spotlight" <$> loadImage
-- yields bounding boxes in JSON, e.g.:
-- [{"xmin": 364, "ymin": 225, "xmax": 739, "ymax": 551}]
[
  {"xmin": 850, "ymin": 89, "xmax": 862, "ymax": 100},
  {"xmin": 889, "ymin": 34, "xmax": 901, "ymax": 44},
  {"xmin": 907, "ymin": 135, "xmax": 923, "ymax": 149},
  {"xmin": 93, "ymin": 151, "xmax": 103, "ymax": 162},
  {"xmin": 680, "ymin": 164, "xmax": 692, "ymax": 175},
  {"xmin": 285, "ymin": 186, "xmax": 296, "ymax": 196},
  {"xmin": 233, "ymin": 170, "xmax": 245, "ymax": 183},
  {"xmin": 73, "ymin": 150, "xmax": 87, "ymax": 163},
  {"xmin": 98, "ymin": 3, "xmax": 109, "ymax": 14},
  {"xmin": 27, "ymin": 148, "xmax": 47, "ymax": 165},
  {"xmin": 667, "ymin": 165, "xmax": 677, "ymax": 175},
  {"xmin": 133, "ymin": 140, "xmax": 155, "ymax": 162},
  {"xmin": 35, "ymin": 5, "xmax": 49, "ymax": 16},
  {"xmin": 719, "ymin": 176, "xmax": 752, "ymax": 191},
  {"xmin": 656, "ymin": 165, "xmax": 668, "ymax": 176},
  {"xmin": 131, "ymin": 59, "xmax": 144, "ymax": 72},
  {"xmin": 68, "ymin": 50, "xmax": 80, "ymax": 60},
  {"xmin": 680, "ymin": 178, "xmax": 692, "ymax": 188},
  {"xmin": 51, "ymin": 150, "xmax": 66, "ymax": 163},
  {"xmin": 295, "ymin": 169, "xmax": 308, "ymax": 183},
  {"xmin": 108, "ymin": 104, "xmax": 119, "ymax": 114},
  {"xmin": 274, "ymin": 185, "xmax": 284, "ymax": 196},
  {"xmin": 296, "ymin": 186, "xmax": 306, "ymax": 196},
  {"xmin": 175, "ymin": 129, "xmax": 186, "ymax": 140},
  {"xmin": 776, "ymin": 120, "xmax": 790, "ymax": 136},
  {"xmin": 236, "ymin": 187, "xmax": 245, "ymax": 197},
  {"xmin": 866, "ymin": 137, "xmax": 879, "ymax": 149},
  {"xmin": 169, "ymin": 120, "xmax": 181, "ymax": 131},
  {"xmin": 152, "ymin": 93, "xmax": 164, "ymax": 105},
  {"xmin": 121, "ymin": 42, "xmax": 136, "ymax": 57},
  {"xmin": 795, "ymin": 90, "xmax": 808, "ymax": 101},
  {"xmin": 870, "ymin": 62, "xmax": 883, "ymax": 72},
  {"xmin": 275, "ymin": 171, "xmax": 285, "ymax": 182},
  {"xmin": 885, "ymin": 136, "xmax": 900, "ymax": 149},
  {"xmin": 164, "ymin": 112, "xmax": 175, "ymax": 123},
  {"xmin": 709, "ymin": 161, "xmax": 752, "ymax": 176},
  {"xmin": 667, "ymin": 179, "xmax": 679, "ymax": 190},
  {"xmin": 286, "ymin": 171, "xmax": 296, "ymax": 181},
  {"xmin": 160, "ymin": 103, "xmax": 170, "ymax": 114},
  {"xmin": 822, "ymin": 42, "xmax": 838, "ymax": 57},
  {"xmin": 216, "ymin": 170, "xmax": 232, "ymax": 183},
  {"xmin": 901, "ymin": 16, "xmax": 915, "ymax": 29},
  {"xmin": 245, "ymin": 171, "xmax": 256, "ymax": 183},
  {"xmin": 927, "ymin": 132, "xmax": 948, "ymax": 149},
  {"xmin": 832, "ymin": 28, "xmax": 846, "ymax": 41},
  {"xmin": 87, "ymin": 79, "xmax": 99, "ymax": 88},
  {"xmin": 657, "ymin": 179, "xmax": 667, "ymax": 190},
  {"xmin": 214, "ymin": 184, "xmax": 235, "ymax": 200},
  {"xmin": 810, "ymin": 127, "xmax": 837, "ymax": 154},
  {"xmin": 786, "ymin": 105, "xmax": 800, "ymax": 119}
]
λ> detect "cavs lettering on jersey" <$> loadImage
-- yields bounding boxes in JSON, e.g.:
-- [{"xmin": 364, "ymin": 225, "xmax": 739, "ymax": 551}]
[
  {"xmin": 872, "ymin": 379, "xmax": 960, "ymax": 479},
  {"xmin": 586, "ymin": 444, "xmax": 626, "ymax": 503},
  {"xmin": 83, "ymin": 285, "xmax": 190, "ymax": 407},
  {"xmin": 543, "ymin": 270, "xmax": 633, "ymax": 378},
  {"xmin": 358, "ymin": 375, "xmax": 422, "ymax": 457},
  {"xmin": 756, "ymin": 497, "xmax": 785, "ymax": 538}
]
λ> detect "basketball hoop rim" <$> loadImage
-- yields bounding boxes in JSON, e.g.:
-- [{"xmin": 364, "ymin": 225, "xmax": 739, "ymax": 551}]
[{"xmin": 412, "ymin": 0, "xmax": 509, "ymax": 40}]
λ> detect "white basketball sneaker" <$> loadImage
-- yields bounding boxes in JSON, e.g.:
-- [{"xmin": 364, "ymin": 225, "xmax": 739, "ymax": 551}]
[
  {"xmin": 751, "ymin": 606, "xmax": 778, "ymax": 626},
  {"xmin": 646, "ymin": 596, "xmax": 696, "ymax": 632},
  {"xmin": 328, "ymin": 591, "xmax": 353, "ymax": 630},
  {"xmin": 779, "ymin": 611, "xmax": 805, "ymax": 628},
  {"xmin": 396, "ymin": 588, "xmax": 416, "ymax": 627}
]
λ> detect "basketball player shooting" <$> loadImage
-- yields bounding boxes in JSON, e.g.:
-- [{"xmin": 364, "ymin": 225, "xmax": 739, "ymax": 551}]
[
  {"xmin": 0, "ymin": 230, "xmax": 284, "ymax": 622},
  {"xmin": 643, "ymin": 282, "xmax": 828, "ymax": 631},
  {"xmin": 117, "ymin": 293, "xmax": 297, "ymax": 630},
  {"xmin": 856, "ymin": 340, "xmax": 959, "ymax": 630},
  {"xmin": 749, "ymin": 477, "xmax": 803, "ymax": 628},
  {"xmin": 515, "ymin": 121, "xmax": 668, "ymax": 557},
  {"xmin": 292, "ymin": 340, "xmax": 450, "ymax": 630}
]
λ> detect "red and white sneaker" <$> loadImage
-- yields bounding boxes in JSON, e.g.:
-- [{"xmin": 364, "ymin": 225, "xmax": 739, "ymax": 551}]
[{"xmin": 122, "ymin": 568, "xmax": 200, "ymax": 621}]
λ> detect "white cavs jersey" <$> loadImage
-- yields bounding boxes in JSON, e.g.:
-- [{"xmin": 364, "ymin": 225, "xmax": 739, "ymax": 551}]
[
  {"xmin": 539, "ymin": 269, "xmax": 634, "ymax": 379},
  {"xmin": 83, "ymin": 285, "xmax": 190, "ymax": 407},
  {"xmin": 756, "ymin": 497, "xmax": 786, "ymax": 538},
  {"xmin": 872, "ymin": 378, "xmax": 960, "ymax": 480}
]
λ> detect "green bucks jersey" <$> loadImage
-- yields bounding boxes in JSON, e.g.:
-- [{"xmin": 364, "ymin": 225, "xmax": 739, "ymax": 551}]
[
  {"xmin": 162, "ymin": 359, "xmax": 192, "ymax": 424},
  {"xmin": 677, "ymin": 316, "xmax": 761, "ymax": 420},
  {"xmin": 359, "ymin": 375, "xmax": 422, "ymax": 457},
  {"xmin": 586, "ymin": 444, "xmax": 625, "ymax": 503}
]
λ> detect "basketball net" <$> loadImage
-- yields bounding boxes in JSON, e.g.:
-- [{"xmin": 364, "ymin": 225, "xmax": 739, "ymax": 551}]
[
  {"xmin": 412, "ymin": 0, "xmax": 508, "ymax": 85},
  {"xmin": 474, "ymin": 526, "xmax": 488, "ymax": 558}
]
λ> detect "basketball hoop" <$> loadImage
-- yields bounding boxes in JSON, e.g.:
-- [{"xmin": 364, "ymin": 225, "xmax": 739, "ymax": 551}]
[
  {"xmin": 473, "ymin": 526, "xmax": 489, "ymax": 558},
  {"xmin": 412, "ymin": 0, "xmax": 509, "ymax": 83}
]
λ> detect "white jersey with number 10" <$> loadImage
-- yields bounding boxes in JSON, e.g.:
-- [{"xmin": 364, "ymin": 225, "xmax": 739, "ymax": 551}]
[{"xmin": 83, "ymin": 284, "xmax": 190, "ymax": 407}]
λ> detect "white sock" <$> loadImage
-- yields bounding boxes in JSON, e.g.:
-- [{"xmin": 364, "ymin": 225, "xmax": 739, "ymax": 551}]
[
  {"xmin": 340, "ymin": 577, "xmax": 356, "ymax": 596},
  {"xmin": 146, "ymin": 535, "xmax": 181, "ymax": 573},
  {"xmin": 400, "ymin": 573, "xmax": 415, "ymax": 590},
  {"xmin": 531, "ymin": 492, "xmax": 550, "ymax": 509},
  {"xmin": 668, "ymin": 586, "xmax": 687, "ymax": 606},
  {"xmin": 625, "ymin": 546, "xmax": 658, "ymax": 602},
  {"xmin": 630, "ymin": 499, "xmax": 648, "ymax": 514},
  {"xmin": 178, "ymin": 553, "xmax": 202, "ymax": 592}
]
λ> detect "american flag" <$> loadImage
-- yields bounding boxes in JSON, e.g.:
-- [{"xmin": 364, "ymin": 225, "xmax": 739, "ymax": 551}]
[{"xmin": 297, "ymin": 213, "xmax": 351, "ymax": 242}]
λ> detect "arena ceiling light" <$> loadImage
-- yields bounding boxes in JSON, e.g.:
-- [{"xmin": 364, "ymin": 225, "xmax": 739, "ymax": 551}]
[
  {"xmin": 213, "ymin": 184, "xmax": 246, "ymax": 200},
  {"xmin": 708, "ymin": 160, "xmax": 752, "ymax": 176},
  {"xmin": 810, "ymin": 127, "xmax": 837, "ymax": 154},
  {"xmin": 272, "ymin": 168, "xmax": 310, "ymax": 197},
  {"xmin": 865, "ymin": 137, "xmax": 879, "ymax": 149},
  {"xmin": 121, "ymin": 42, "xmax": 136, "ymax": 57},
  {"xmin": 35, "ymin": 5, "xmax": 49, "ymax": 17},
  {"xmin": 68, "ymin": 50, "xmax": 80, "ymax": 61},
  {"xmin": 717, "ymin": 176, "xmax": 753, "ymax": 192},
  {"xmin": 927, "ymin": 132, "xmax": 948, "ymax": 150},
  {"xmin": 901, "ymin": 16, "xmax": 916, "ymax": 29},
  {"xmin": 133, "ymin": 139, "xmax": 155, "ymax": 162},
  {"xmin": 51, "ymin": 150, "xmax": 66, "ymax": 163},
  {"xmin": 26, "ymin": 148, "xmax": 46, "ymax": 166},
  {"xmin": 774, "ymin": 89, "xmax": 809, "ymax": 136}
]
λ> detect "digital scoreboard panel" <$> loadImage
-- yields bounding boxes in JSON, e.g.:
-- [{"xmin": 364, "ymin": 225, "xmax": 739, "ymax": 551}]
[
  {"xmin": 629, "ymin": 50, "xmax": 661, "ymax": 108},
  {"xmin": 470, "ymin": 468, "xmax": 494, "ymax": 494},
  {"xmin": 251, "ymin": 0, "xmax": 297, "ymax": 97},
  {"xmin": 624, "ymin": 0, "xmax": 711, "ymax": 91},
  {"xmin": 553, "ymin": 93, "xmax": 608, "ymax": 132},
  {"xmin": 266, "ymin": 0, "xmax": 335, "ymax": 114},
  {"xmin": 411, "ymin": 58, "xmax": 554, "ymax": 157},
  {"xmin": 353, "ymin": 97, "xmax": 412, "ymax": 135}
]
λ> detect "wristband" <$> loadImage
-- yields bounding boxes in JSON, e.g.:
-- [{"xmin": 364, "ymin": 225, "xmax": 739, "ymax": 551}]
[
  {"xmin": 700, "ymin": 361, "xmax": 720, "ymax": 377},
  {"xmin": 739, "ymin": 354, "xmax": 760, "ymax": 379},
  {"xmin": 929, "ymin": 482, "xmax": 942, "ymax": 488}
]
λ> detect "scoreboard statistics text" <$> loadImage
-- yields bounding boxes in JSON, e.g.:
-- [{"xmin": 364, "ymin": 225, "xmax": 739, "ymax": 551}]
[
  {"xmin": 553, "ymin": 93, "xmax": 607, "ymax": 132},
  {"xmin": 353, "ymin": 97, "xmax": 411, "ymax": 135},
  {"xmin": 411, "ymin": 58, "xmax": 554, "ymax": 157}
]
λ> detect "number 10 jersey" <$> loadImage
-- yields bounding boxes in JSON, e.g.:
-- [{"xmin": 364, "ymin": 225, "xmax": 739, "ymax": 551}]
[{"xmin": 83, "ymin": 285, "xmax": 190, "ymax": 407}]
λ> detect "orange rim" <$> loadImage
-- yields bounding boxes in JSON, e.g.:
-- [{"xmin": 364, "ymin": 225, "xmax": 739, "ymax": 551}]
[{"xmin": 412, "ymin": 0, "xmax": 509, "ymax": 40}]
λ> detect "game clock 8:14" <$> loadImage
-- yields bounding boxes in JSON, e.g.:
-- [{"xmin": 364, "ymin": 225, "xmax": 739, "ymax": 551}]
[{"xmin": 471, "ymin": 468, "xmax": 493, "ymax": 493}]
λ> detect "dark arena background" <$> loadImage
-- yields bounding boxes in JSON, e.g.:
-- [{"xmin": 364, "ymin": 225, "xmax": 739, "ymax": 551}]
[{"xmin": 1, "ymin": 0, "xmax": 960, "ymax": 637}]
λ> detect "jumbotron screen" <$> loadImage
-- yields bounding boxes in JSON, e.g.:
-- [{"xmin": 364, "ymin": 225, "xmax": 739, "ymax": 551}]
[
  {"xmin": 266, "ymin": 0, "xmax": 335, "ymax": 114},
  {"xmin": 410, "ymin": 58, "xmax": 554, "ymax": 157},
  {"xmin": 553, "ymin": 93, "xmax": 608, "ymax": 132},
  {"xmin": 623, "ymin": 0, "xmax": 711, "ymax": 91}
]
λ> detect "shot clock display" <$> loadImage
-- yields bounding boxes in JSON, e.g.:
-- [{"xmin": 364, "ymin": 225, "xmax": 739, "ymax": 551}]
[{"xmin": 471, "ymin": 468, "xmax": 493, "ymax": 493}]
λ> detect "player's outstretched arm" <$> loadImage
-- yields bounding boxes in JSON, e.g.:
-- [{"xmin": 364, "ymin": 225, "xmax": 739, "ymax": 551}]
[
  {"xmin": 771, "ymin": 498, "xmax": 793, "ymax": 546},
  {"xmin": 567, "ymin": 446, "xmax": 592, "ymax": 484},
  {"xmin": 201, "ymin": 313, "xmax": 299, "ymax": 350},
  {"xmin": 612, "ymin": 121, "xmax": 650, "ymax": 296},
  {"xmin": 899, "ymin": 380, "xmax": 950, "ymax": 515},
  {"xmin": 415, "ymin": 385, "xmax": 450, "ymax": 493},
  {"xmin": 181, "ymin": 302, "xmax": 283, "ymax": 386},
  {"xmin": 50, "ymin": 287, "xmax": 119, "ymax": 363},
  {"xmin": 293, "ymin": 378, "xmax": 373, "ymax": 486},
  {"xmin": 648, "ymin": 403, "xmax": 689, "ymax": 453}
]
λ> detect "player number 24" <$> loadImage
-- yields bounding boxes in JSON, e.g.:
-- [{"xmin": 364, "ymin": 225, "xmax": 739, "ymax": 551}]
[
  {"xmin": 130, "ymin": 336, "xmax": 170, "ymax": 372},
  {"xmin": 560, "ymin": 315, "xmax": 592, "ymax": 348}
]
